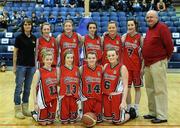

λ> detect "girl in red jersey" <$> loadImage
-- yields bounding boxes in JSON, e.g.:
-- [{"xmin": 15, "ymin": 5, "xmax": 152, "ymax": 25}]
[
  {"xmin": 36, "ymin": 22, "xmax": 58, "ymax": 68},
  {"xmin": 79, "ymin": 51, "xmax": 103, "ymax": 122},
  {"xmin": 101, "ymin": 21, "xmax": 123, "ymax": 65},
  {"xmin": 59, "ymin": 49, "xmax": 80, "ymax": 124},
  {"xmin": 82, "ymin": 22, "xmax": 102, "ymax": 64},
  {"xmin": 32, "ymin": 50, "xmax": 58, "ymax": 125},
  {"xmin": 121, "ymin": 19, "xmax": 144, "ymax": 117},
  {"xmin": 102, "ymin": 48, "xmax": 136, "ymax": 124},
  {"xmin": 56, "ymin": 20, "xmax": 82, "ymax": 66}
]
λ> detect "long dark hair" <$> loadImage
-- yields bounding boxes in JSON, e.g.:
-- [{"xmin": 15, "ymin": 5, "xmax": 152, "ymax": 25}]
[
  {"xmin": 21, "ymin": 18, "xmax": 33, "ymax": 34},
  {"xmin": 87, "ymin": 22, "xmax": 98, "ymax": 38},
  {"xmin": 127, "ymin": 19, "xmax": 139, "ymax": 32}
]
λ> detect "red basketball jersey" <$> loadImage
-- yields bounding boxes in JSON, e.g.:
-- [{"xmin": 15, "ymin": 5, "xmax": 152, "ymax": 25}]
[
  {"xmin": 102, "ymin": 63, "xmax": 122, "ymax": 95},
  {"xmin": 39, "ymin": 67, "xmax": 58, "ymax": 103},
  {"xmin": 122, "ymin": 33, "xmax": 142, "ymax": 71},
  {"xmin": 60, "ymin": 65, "xmax": 79, "ymax": 98},
  {"xmin": 81, "ymin": 64, "xmax": 103, "ymax": 101},
  {"xmin": 59, "ymin": 32, "xmax": 80, "ymax": 66},
  {"xmin": 102, "ymin": 34, "xmax": 122, "ymax": 65},
  {"xmin": 84, "ymin": 35, "xmax": 102, "ymax": 62},
  {"xmin": 37, "ymin": 36, "xmax": 58, "ymax": 67}
]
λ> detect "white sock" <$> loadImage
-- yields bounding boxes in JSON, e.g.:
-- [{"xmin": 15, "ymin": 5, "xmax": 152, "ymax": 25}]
[
  {"xmin": 127, "ymin": 104, "xmax": 132, "ymax": 112},
  {"xmin": 134, "ymin": 104, "xmax": 139, "ymax": 116}
]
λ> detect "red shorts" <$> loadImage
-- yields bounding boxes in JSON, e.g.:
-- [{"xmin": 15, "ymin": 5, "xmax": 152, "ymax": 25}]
[
  {"xmin": 128, "ymin": 70, "xmax": 142, "ymax": 87},
  {"xmin": 83, "ymin": 98, "xmax": 102, "ymax": 122},
  {"xmin": 38, "ymin": 98, "xmax": 57, "ymax": 122},
  {"xmin": 103, "ymin": 93, "xmax": 123, "ymax": 123},
  {"xmin": 60, "ymin": 96, "xmax": 78, "ymax": 123}
]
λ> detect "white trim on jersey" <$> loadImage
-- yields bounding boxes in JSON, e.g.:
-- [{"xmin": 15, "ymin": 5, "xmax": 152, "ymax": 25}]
[{"xmin": 37, "ymin": 80, "xmax": 47, "ymax": 109}]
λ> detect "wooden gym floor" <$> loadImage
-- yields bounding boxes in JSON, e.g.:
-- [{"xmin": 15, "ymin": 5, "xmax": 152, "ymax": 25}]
[{"xmin": 0, "ymin": 71, "xmax": 180, "ymax": 128}]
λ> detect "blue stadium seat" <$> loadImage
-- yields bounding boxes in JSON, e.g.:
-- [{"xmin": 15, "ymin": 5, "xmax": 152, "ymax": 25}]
[
  {"xmin": 33, "ymin": 32, "xmax": 41, "ymax": 38},
  {"xmin": 140, "ymin": 22, "xmax": 147, "ymax": 27},
  {"xmin": 110, "ymin": 16, "xmax": 118, "ymax": 21},
  {"xmin": 76, "ymin": 7, "xmax": 84, "ymax": 12},
  {"xmin": 13, "ymin": 3, "xmax": 21, "ymax": 7},
  {"xmin": 134, "ymin": 12, "xmax": 143, "ymax": 16},
  {"xmin": 30, "ymin": 3, "xmax": 36, "ymax": 7},
  {"xmin": 168, "ymin": 62, "xmax": 180, "ymax": 68},
  {"xmin": 117, "ymin": 12, "xmax": 126, "ymax": 17},
  {"xmin": 174, "ymin": 21, "xmax": 180, "ymax": 27},
  {"xmin": 101, "ymin": 16, "xmax": 109, "ymax": 22},
  {"xmin": 170, "ymin": 16, "xmax": 178, "ymax": 22},
  {"xmin": 177, "ymin": 27, "xmax": 180, "ymax": 32},
  {"xmin": 161, "ymin": 16, "xmax": 170, "ymax": 22},
  {"xmin": 101, "ymin": 12, "xmax": 109, "ymax": 17},
  {"xmin": 139, "ymin": 27, "xmax": 148, "ymax": 33},
  {"xmin": 158, "ymin": 11, "xmax": 168, "ymax": 17},
  {"xmin": 35, "ymin": 7, "xmax": 44, "ymax": 12},
  {"xmin": 101, "ymin": 27, "xmax": 107, "ymax": 33},
  {"xmin": 120, "ymin": 27, "xmax": 127, "ymax": 34},
  {"xmin": 67, "ymin": 8, "xmax": 76, "ymax": 12},
  {"xmin": 165, "ymin": 21, "xmax": 174, "ymax": 27},
  {"xmin": 9, "ymin": 38, "xmax": 15, "ymax": 45},
  {"xmin": 44, "ymin": 7, "xmax": 51, "ymax": 11},
  {"xmin": 69, "ymin": 12, "xmax": 76, "ymax": 16},
  {"xmin": 28, "ymin": 7, "xmax": 34, "ymax": 11},
  {"xmin": 13, "ymin": 32, "xmax": 21, "ymax": 38},
  {"xmin": 52, "ymin": 7, "xmax": 59, "ymax": 12},
  {"xmin": 60, "ymin": 7, "xmax": 68, "ymax": 12},
  {"xmin": 7, "ymin": 26, "xmax": 14, "ymax": 32},
  {"xmin": 52, "ymin": 11, "xmax": 58, "ymax": 16},
  {"xmin": 169, "ymin": 27, "xmax": 177, "ymax": 33},
  {"xmin": 53, "ymin": 32, "xmax": 59, "ymax": 38},
  {"xmin": 0, "ymin": 32, "xmax": 5, "ymax": 38},
  {"xmin": 118, "ymin": 17, "xmax": 126, "ymax": 21},
  {"xmin": 22, "ymin": 3, "xmax": 29, "ymax": 7},
  {"xmin": 168, "ymin": 11, "xmax": 176, "ymax": 17},
  {"xmin": 92, "ymin": 17, "xmax": 101, "ymax": 22},
  {"xmin": 54, "ymin": 26, "xmax": 63, "ymax": 32},
  {"xmin": 91, "ymin": 12, "xmax": 100, "ymax": 17},
  {"xmin": 119, "ymin": 21, "xmax": 126, "ymax": 27},
  {"xmin": 101, "ymin": 21, "xmax": 108, "ymax": 27},
  {"xmin": 136, "ymin": 16, "xmax": 145, "ymax": 22},
  {"xmin": 0, "ymin": 45, "xmax": 7, "ymax": 52},
  {"xmin": 170, "ymin": 53, "xmax": 180, "ymax": 62},
  {"xmin": 110, "ymin": 12, "xmax": 117, "ymax": 17}
]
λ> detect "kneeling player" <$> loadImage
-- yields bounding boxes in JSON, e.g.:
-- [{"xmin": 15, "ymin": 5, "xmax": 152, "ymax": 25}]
[
  {"xmin": 80, "ymin": 51, "xmax": 103, "ymax": 122},
  {"xmin": 102, "ymin": 48, "xmax": 136, "ymax": 124},
  {"xmin": 32, "ymin": 50, "xmax": 58, "ymax": 125},
  {"xmin": 59, "ymin": 49, "xmax": 80, "ymax": 124}
]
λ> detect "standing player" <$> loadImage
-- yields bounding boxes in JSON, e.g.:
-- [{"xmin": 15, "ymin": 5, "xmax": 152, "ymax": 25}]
[
  {"xmin": 101, "ymin": 21, "xmax": 122, "ymax": 65},
  {"xmin": 36, "ymin": 22, "xmax": 58, "ymax": 68},
  {"xmin": 82, "ymin": 22, "xmax": 102, "ymax": 64},
  {"xmin": 121, "ymin": 19, "xmax": 143, "ymax": 116},
  {"xmin": 102, "ymin": 48, "xmax": 136, "ymax": 124},
  {"xmin": 32, "ymin": 50, "xmax": 58, "ymax": 125},
  {"xmin": 56, "ymin": 20, "xmax": 82, "ymax": 66},
  {"xmin": 79, "ymin": 51, "xmax": 103, "ymax": 122},
  {"xmin": 59, "ymin": 49, "xmax": 80, "ymax": 124}
]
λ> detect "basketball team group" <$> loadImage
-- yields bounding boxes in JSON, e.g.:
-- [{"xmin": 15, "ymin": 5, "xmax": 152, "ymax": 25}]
[{"xmin": 13, "ymin": 10, "xmax": 174, "ymax": 126}]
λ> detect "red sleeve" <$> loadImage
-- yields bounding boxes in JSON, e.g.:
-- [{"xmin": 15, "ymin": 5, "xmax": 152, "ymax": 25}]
[{"xmin": 160, "ymin": 24, "xmax": 174, "ymax": 59}]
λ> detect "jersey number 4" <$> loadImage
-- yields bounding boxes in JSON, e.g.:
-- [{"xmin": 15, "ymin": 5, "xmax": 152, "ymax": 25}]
[{"xmin": 87, "ymin": 84, "xmax": 101, "ymax": 94}]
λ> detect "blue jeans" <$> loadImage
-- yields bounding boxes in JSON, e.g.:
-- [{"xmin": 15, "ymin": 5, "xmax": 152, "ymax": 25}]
[{"xmin": 14, "ymin": 66, "xmax": 36, "ymax": 105}]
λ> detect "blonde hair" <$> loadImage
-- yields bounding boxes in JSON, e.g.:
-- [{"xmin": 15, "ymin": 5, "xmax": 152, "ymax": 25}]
[
  {"xmin": 40, "ymin": 48, "xmax": 54, "ymax": 61},
  {"xmin": 40, "ymin": 22, "xmax": 51, "ymax": 34}
]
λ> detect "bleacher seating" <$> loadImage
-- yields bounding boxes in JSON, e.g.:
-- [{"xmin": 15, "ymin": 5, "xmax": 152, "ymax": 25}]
[{"xmin": 1, "ymin": 2, "xmax": 180, "ymax": 68}]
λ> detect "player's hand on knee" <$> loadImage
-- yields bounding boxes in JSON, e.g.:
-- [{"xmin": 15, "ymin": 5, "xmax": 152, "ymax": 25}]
[{"xmin": 120, "ymin": 101, "xmax": 127, "ymax": 110}]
